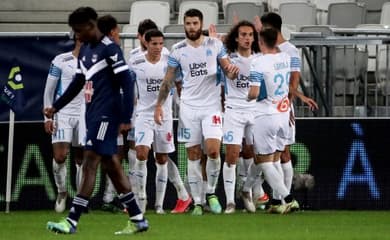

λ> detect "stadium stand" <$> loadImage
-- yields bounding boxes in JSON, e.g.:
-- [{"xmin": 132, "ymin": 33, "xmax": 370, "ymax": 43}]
[
  {"xmin": 224, "ymin": 1, "xmax": 265, "ymax": 24},
  {"xmin": 178, "ymin": 1, "xmax": 219, "ymax": 27},
  {"xmin": 0, "ymin": 0, "xmax": 134, "ymax": 32},
  {"xmin": 279, "ymin": 2, "xmax": 317, "ymax": 28},
  {"xmin": 129, "ymin": 1, "xmax": 171, "ymax": 29},
  {"xmin": 327, "ymin": 2, "xmax": 367, "ymax": 28}
]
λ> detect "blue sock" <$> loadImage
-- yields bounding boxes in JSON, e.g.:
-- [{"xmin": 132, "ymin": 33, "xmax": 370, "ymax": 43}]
[
  {"xmin": 119, "ymin": 192, "xmax": 142, "ymax": 220},
  {"xmin": 67, "ymin": 195, "xmax": 89, "ymax": 227}
]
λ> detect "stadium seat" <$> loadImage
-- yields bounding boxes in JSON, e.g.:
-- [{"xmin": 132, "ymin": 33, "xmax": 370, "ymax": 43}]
[
  {"xmin": 311, "ymin": 0, "xmax": 355, "ymax": 25},
  {"xmin": 137, "ymin": 0, "xmax": 176, "ymax": 18},
  {"xmin": 163, "ymin": 24, "xmax": 184, "ymax": 50},
  {"xmin": 380, "ymin": 2, "xmax": 390, "ymax": 25},
  {"xmin": 357, "ymin": 0, "xmax": 388, "ymax": 24},
  {"xmin": 222, "ymin": 0, "xmax": 264, "ymax": 14},
  {"xmin": 215, "ymin": 24, "xmax": 233, "ymax": 34},
  {"xmin": 129, "ymin": 1, "xmax": 170, "ymax": 29},
  {"xmin": 268, "ymin": 0, "xmax": 310, "ymax": 12},
  {"xmin": 178, "ymin": 1, "xmax": 219, "ymax": 28},
  {"xmin": 279, "ymin": 2, "xmax": 317, "ymax": 28},
  {"xmin": 122, "ymin": 24, "xmax": 140, "ymax": 61},
  {"xmin": 224, "ymin": 2, "xmax": 265, "ymax": 24},
  {"xmin": 327, "ymin": 2, "xmax": 367, "ymax": 28},
  {"xmin": 281, "ymin": 24, "xmax": 298, "ymax": 40}
]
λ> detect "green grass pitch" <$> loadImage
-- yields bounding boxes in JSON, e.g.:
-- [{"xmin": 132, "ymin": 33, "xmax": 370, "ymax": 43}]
[{"xmin": 1, "ymin": 210, "xmax": 389, "ymax": 240}]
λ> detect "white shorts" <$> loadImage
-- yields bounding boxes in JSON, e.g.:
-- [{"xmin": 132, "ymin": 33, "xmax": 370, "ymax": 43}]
[
  {"xmin": 134, "ymin": 116, "xmax": 175, "ymax": 154},
  {"xmin": 281, "ymin": 106, "xmax": 296, "ymax": 146},
  {"xmin": 253, "ymin": 112, "xmax": 289, "ymax": 155},
  {"xmin": 178, "ymin": 104, "xmax": 223, "ymax": 144},
  {"xmin": 52, "ymin": 114, "xmax": 82, "ymax": 147},
  {"xmin": 222, "ymin": 108, "xmax": 255, "ymax": 145}
]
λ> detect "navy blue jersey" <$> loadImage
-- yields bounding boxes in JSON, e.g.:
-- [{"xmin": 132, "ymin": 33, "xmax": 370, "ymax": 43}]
[{"xmin": 54, "ymin": 36, "xmax": 134, "ymax": 125}]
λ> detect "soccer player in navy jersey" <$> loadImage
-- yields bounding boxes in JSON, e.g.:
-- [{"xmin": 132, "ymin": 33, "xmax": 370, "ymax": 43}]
[{"xmin": 44, "ymin": 7, "xmax": 148, "ymax": 235}]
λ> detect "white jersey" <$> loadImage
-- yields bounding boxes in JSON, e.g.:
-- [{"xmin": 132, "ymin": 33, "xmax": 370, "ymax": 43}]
[
  {"xmin": 129, "ymin": 46, "xmax": 170, "ymax": 62},
  {"xmin": 250, "ymin": 52, "xmax": 291, "ymax": 115},
  {"xmin": 43, "ymin": 51, "xmax": 83, "ymax": 118},
  {"xmin": 224, "ymin": 52, "xmax": 259, "ymax": 110},
  {"xmin": 168, "ymin": 36, "xmax": 227, "ymax": 108},
  {"xmin": 129, "ymin": 52, "xmax": 173, "ymax": 119},
  {"xmin": 278, "ymin": 41, "xmax": 301, "ymax": 72}
]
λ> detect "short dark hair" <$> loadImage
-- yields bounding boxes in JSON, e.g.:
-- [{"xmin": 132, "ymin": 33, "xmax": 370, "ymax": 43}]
[
  {"xmin": 184, "ymin": 8, "xmax": 203, "ymax": 23},
  {"xmin": 260, "ymin": 12, "xmax": 282, "ymax": 32},
  {"xmin": 68, "ymin": 7, "xmax": 98, "ymax": 27},
  {"xmin": 144, "ymin": 29, "xmax": 164, "ymax": 42},
  {"xmin": 224, "ymin": 20, "xmax": 260, "ymax": 54},
  {"xmin": 137, "ymin": 19, "xmax": 158, "ymax": 35},
  {"xmin": 97, "ymin": 15, "xmax": 118, "ymax": 35},
  {"xmin": 259, "ymin": 27, "xmax": 278, "ymax": 48}
]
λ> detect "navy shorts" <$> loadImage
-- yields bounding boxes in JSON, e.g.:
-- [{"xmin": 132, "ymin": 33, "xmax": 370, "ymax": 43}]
[{"xmin": 85, "ymin": 118, "xmax": 119, "ymax": 156}]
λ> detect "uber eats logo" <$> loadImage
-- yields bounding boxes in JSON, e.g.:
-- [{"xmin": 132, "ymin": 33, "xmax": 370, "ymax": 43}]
[
  {"xmin": 189, "ymin": 62, "xmax": 208, "ymax": 77},
  {"xmin": 146, "ymin": 78, "xmax": 163, "ymax": 92},
  {"xmin": 236, "ymin": 74, "xmax": 250, "ymax": 88}
]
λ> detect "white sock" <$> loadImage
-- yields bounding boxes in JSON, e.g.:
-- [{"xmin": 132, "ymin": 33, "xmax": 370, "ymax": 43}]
[
  {"xmin": 243, "ymin": 162, "xmax": 262, "ymax": 193},
  {"xmin": 243, "ymin": 158, "xmax": 254, "ymax": 173},
  {"xmin": 202, "ymin": 181, "xmax": 207, "ymax": 205},
  {"xmin": 103, "ymin": 175, "xmax": 116, "ymax": 203},
  {"xmin": 128, "ymin": 149, "xmax": 137, "ymax": 192},
  {"xmin": 252, "ymin": 174, "xmax": 265, "ymax": 199},
  {"xmin": 282, "ymin": 160, "xmax": 294, "ymax": 192},
  {"xmin": 168, "ymin": 157, "xmax": 189, "ymax": 200},
  {"xmin": 53, "ymin": 159, "xmax": 67, "ymax": 193},
  {"xmin": 75, "ymin": 164, "xmax": 82, "ymax": 192},
  {"xmin": 155, "ymin": 162, "xmax": 168, "ymax": 208},
  {"xmin": 206, "ymin": 156, "xmax": 221, "ymax": 194},
  {"xmin": 187, "ymin": 159, "xmax": 202, "ymax": 205},
  {"xmin": 273, "ymin": 160, "xmax": 284, "ymax": 200},
  {"xmin": 134, "ymin": 159, "xmax": 147, "ymax": 200},
  {"xmin": 236, "ymin": 157, "xmax": 246, "ymax": 188},
  {"xmin": 260, "ymin": 162, "xmax": 289, "ymax": 198},
  {"xmin": 223, "ymin": 162, "xmax": 236, "ymax": 205}
]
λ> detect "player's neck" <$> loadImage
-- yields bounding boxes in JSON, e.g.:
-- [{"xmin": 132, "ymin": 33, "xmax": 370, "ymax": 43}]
[
  {"xmin": 146, "ymin": 53, "xmax": 161, "ymax": 63},
  {"xmin": 237, "ymin": 48, "xmax": 251, "ymax": 57},
  {"xmin": 72, "ymin": 48, "xmax": 80, "ymax": 58},
  {"xmin": 187, "ymin": 35, "xmax": 204, "ymax": 48},
  {"xmin": 276, "ymin": 33, "xmax": 286, "ymax": 45},
  {"xmin": 262, "ymin": 46, "xmax": 279, "ymax": 55}
]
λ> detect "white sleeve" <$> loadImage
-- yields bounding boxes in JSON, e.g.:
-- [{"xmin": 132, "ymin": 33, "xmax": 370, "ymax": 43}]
[{"xmin": 43, "ymin": 59, "xmax": 61, "ymax": 120}]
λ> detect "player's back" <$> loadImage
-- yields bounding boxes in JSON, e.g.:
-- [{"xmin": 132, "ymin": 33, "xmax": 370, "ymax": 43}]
[
  {"xmin": 251, "ymin": 52, "xmax": 291, "ymax": 114},
  {"xmin": 79, "ymin": 36, "xmax": 127, "ymax": 123}
]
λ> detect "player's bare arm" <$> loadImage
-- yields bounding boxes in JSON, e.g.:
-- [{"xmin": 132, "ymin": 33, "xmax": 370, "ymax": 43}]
[
  {"xmin": 154, "ymin": 66, "xmax": 176, "ymax": 125},
  {"xmin": 219, "ymin": 58, "xmax": 240, "ymax": 80},
  {"xmin": 247, "ymin": 86, "xmax": 259, "ymax": 101}
]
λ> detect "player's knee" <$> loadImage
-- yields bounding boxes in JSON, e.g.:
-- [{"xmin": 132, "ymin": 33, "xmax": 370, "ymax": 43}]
[
  {"xmin": 53, "ymin": 153, "xmax": 67, "ymax": 163},
  {"xmin": 207, "ymin": 150, "xmax": 219, "ymax": 159}
]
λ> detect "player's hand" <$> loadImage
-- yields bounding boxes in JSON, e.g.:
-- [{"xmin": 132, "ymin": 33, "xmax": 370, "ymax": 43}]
[
  {"xmin": 44, "ymin": 120, "xmax": 55, "ymax": 134},
  {"xmin": 119, "ymin": 123, "xmax": 131, "ymax": 135},
  {"xmin": 208, "ymin": 24, "xmax": 217, "ymax": 38},
  {"xmin": 253, "ymin": 15, "xmax": 262, "ymax": 32},
  {"xmin": 43, "ymin": 107, "xmax": 56, "ymax": 119},
  {"xmin": 301, "ymin": 95, "xmax": 319, "ymax": 111},
  {"xmin": 226, "ymin": 63, "xmax": 240, "ymax": 75},
  {"xmin": 289, "ymin": 109, "xmax": 295, "ymax": 127},
  {"xmin": 233, "ymin": 11, "xmax": 240, "ymax": 25},
  {"xmin": 154, "ymin": 105, "xmax": 164, "ymax": 125}
]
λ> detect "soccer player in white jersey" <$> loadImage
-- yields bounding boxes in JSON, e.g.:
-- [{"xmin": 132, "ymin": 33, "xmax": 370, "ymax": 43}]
[
  {"xmin": 43, "ymin": 36, "xmax": 84, "ymax": 213},
  {"xmin": 258, "ymin": 13, "xmax": 318, "ymax": 206},
  {"xmin": 130, "ymin": 29, "xmax": 192, "ymax": 214},
  {"xmin": 243, "ymin": 27, "xmax": 299, "ymax": 214},
  {"xmin": 154, "ymin": 8, "xmax": 239, "ymax": 215},
  {"xmin": 129, "ymin": 19, "xmax": 191, "ymax": 214},
  {"xmin": 221, "ymin": 20, "xmax": 266, "ymax": 214}
]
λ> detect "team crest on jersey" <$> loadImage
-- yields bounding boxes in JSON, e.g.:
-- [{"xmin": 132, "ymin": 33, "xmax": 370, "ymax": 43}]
[
  {"xmin": 211, "ymin": 115, "xmax": 222, "ymax": 125},
  {"xmin": 82, "ymin": 56, "xmax": 86, "ymax": 62},
  {"xmin": 110, "ymin": 53, "xmax": 118, "ymax": 62},
  {"xmin": 91, "ymin": 54, "xmax": 98, "ymax": 63},
  {"xmin": 230, "ymin": 53, "xmax": 238, "ymax": 59},
  {"xmin": 166, "ymin": 132, "xmax": 173, "ymax": 142},
  {"xmin": 176, "ymin": 42, "xmax": 187, "ymax": 49},
  {"xmin": 206, "ymin": 49, "xmax": 212, "ymax": 57}
]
